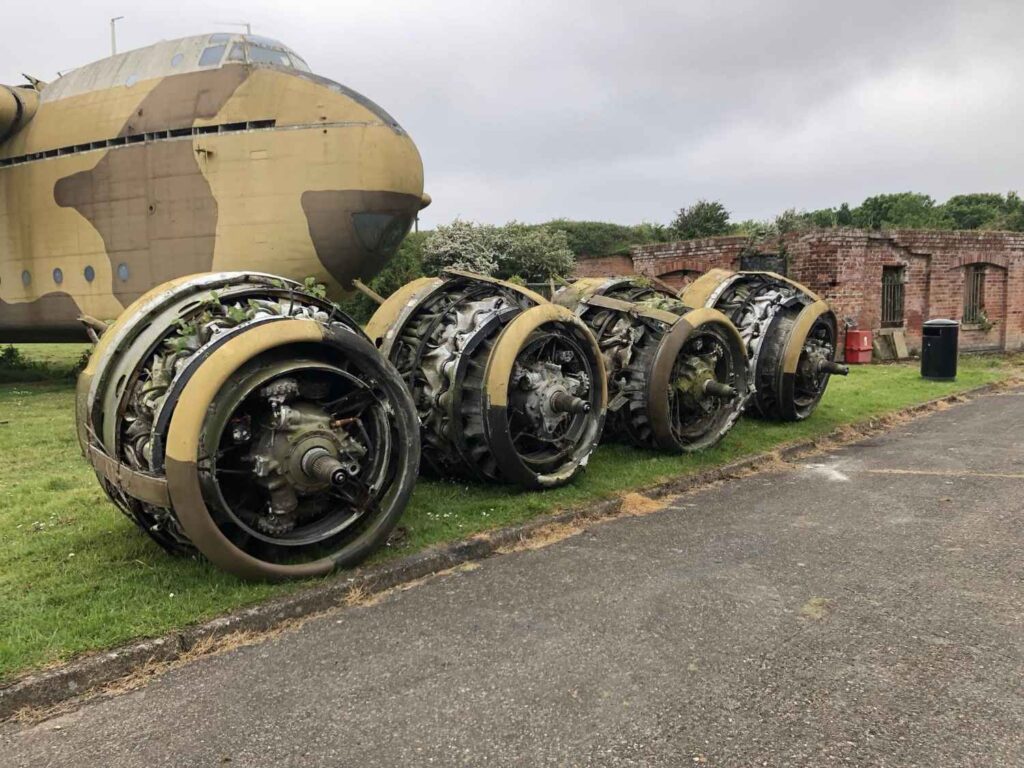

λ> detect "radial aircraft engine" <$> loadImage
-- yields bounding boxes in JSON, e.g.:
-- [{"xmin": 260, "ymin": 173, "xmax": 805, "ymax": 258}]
[
  {"xmin": 681, "ymin": 270, "xmax": 849, "ymax": 421},
  {"xmin": 553, "ymin": 277, "xmax": 749, "ymax": 452},
  {"xmin": 77, "ymin": 272, "xmax": 421, "ymax": 580},
  {"xmin": 1, "ymin": 33, "xmax": 429, "ymax": 342},
  {"xmin": 365, "ymin": 271, "xmax": 607, "ymax": 489}
]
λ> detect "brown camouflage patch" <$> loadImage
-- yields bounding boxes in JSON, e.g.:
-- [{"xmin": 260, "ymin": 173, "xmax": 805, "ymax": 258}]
[
  {"xmin": 119, "ymin": 67, "xmax": 249, "ymax": 135},
  {"xmin": 54, "ymin": 142, "xmax": 219, "ymax": 305},
  {"xmin": 301, "ymin": 190, "xmax": 421, "ymax": 286},
  {"xmin": 52, "ymin": 68, "xmax": 248, "ymax": 305}
]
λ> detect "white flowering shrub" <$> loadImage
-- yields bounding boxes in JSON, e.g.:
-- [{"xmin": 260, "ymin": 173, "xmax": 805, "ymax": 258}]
[
  {"xmin": 422, "ymin": 220, "xmax": 500, "ymax": 276},
  {"xmin": 423, "ymin": 220, "xmax": 576, "ymax": 282}
]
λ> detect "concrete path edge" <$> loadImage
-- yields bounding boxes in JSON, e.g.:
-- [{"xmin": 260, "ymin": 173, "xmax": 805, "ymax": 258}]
[{"xmin": 0, "ymin": 381, "xmax": 1003, "ymax": 719}]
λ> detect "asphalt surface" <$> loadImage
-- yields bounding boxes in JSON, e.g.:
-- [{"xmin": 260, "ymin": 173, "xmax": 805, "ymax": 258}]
[{"xmin": 3, "ymin": 390, "xmax": 1023, "ymax": 767}]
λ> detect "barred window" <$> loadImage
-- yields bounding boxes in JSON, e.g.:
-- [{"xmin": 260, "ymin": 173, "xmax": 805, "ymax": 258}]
[
  {"xmin": 963, "ymin": 264, "xmax": 985, "ymax": 323},
  {"xmin": 881, "ymin": 266, "xmax": 905, "ymax": 328}
]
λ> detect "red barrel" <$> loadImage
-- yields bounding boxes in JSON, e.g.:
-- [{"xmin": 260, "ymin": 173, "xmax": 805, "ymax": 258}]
[{"xmin": 845, "ymin": 330, "xmax": 873, "ymax": 364}]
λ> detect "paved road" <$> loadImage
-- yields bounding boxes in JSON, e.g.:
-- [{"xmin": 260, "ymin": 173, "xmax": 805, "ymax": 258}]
[{"xmin": 4, "ymin": 391, "xmax": 1023, "ymax": 767}]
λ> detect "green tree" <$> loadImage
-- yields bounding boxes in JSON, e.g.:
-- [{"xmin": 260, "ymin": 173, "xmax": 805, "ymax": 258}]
[
  {"xmin": 941, "ymin": 192, "xmax": 1022, "ymax": 230},
  {"xmin": 835, "ymin": 203, "xmax": 854, "ymax": 226},
  {"xmin": 670, "ymin": 200, "xmax": 732, "ymax": 239},
  {"xmin": 544, "ymin": 220, "xmax": 670, "ymax": 256},
  {"xmin": 852, "ymin": 193, "xmax": 951, "ymax": 230}
]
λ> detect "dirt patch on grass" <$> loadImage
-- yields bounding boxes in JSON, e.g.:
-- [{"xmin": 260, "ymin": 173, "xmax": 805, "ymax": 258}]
[
  {"xmin": 497, "ymin": 521, "xmax": 586, "ymax": 554},
  {"xmin": 618, "ymin": 492, "xmax": 667, "ymax": 517}
]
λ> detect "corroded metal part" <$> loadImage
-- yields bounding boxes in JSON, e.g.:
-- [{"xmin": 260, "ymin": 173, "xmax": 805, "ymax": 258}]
[
  {"xmin": 555, "ymin": 280, "xmax": 748, "ymax": 453},
  {"xmin": 482, "ymin": 303, "xmax": 607, "ymax": 488},
  {"xmin": 367, "ymin": 271, "xmax": 607, "ymax": 489},
  {"xmin": 76, "ymin": 272, "xmax": 420, "ymax": 580},
  {"xmin": 680, "ymin": 270, "xmax": 842, "ymax": 421}
]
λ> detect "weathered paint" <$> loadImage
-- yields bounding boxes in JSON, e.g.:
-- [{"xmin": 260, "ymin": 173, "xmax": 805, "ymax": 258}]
[
  {"xmin": 164, "ymin": 318, "xmax": 323, "ymax": 462},
  {"xmin": 782, "ymin": 300, "xmax": 831, "ymax": 374},
  {"xmin": 1, "ymin": 33, "xmax": 426, "ymax": 341},
  {"xmin": 481, "ymin": 303, "xmax": 607, "ymax": 488},
  {"xmin": 483, "ymin": 303, "xmax": 607, "ymax": 409}
]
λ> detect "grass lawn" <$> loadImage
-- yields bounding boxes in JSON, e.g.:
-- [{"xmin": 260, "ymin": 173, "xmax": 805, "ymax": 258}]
[{"xmin": 0, "ymin": 344, "xmax": 1019, "ymax": 682}]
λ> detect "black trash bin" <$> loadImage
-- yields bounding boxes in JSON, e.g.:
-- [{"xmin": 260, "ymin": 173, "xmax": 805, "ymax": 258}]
[{"xmin": 921, "ymin": 319, "xmax": 959, "ymax": 381}]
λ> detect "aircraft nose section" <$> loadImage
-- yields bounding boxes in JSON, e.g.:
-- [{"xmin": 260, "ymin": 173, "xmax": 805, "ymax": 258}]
[{"xmin": 301, "ymin": 190, "xmax": 426, "ymax": 287}]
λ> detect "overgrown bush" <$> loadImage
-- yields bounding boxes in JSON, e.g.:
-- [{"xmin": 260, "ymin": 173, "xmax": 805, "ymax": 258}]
[
  {"xmin": 543, "ymin": 220, "xmax": 669, "ymax": 256},
  {"xmin": 422, "ymin": 220, "xmax": 501, "ymax": 276},
  {"xmin": 495, "ymin": 222, "xmax": 575, "ymax": 281},
  {"xmin": 0, "ymin": 344, "xmax": 89, "ymax": 384},
  {"xmin": 422, "ymin": 220, "xmax": 576, "ymax": 282}
]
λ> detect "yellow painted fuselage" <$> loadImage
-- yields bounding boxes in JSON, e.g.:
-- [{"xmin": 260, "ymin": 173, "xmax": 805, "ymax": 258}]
[{"xmin": 0, "ymin": 33, "xmax": 426, "ymax": 341}]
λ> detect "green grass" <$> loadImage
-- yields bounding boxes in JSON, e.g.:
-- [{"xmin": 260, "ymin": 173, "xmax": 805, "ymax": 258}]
[
  {"xmin": 0, "ymin": 343, "xmax": 90, "ymax": 384},
  {"xmin": 0, "ymin": 348, "xmax": 1018, "ymax": 682}
]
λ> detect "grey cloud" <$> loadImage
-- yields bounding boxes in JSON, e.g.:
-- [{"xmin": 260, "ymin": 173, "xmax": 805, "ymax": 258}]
[{"xmin": 4, "ymin": 0, "xmax": 1022, "ymax": 226}]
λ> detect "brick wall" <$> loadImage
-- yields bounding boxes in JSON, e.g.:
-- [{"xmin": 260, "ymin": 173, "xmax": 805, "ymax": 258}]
[
  {"xmin": 630, "ymin": 237, "xmax": 750, "ymax": 289},
  {"xmin": 616, "ymin": 229, "xmax": 1024, "ymax": 355},
  {"xmin": 572, "ymin": 254, "xmax": 634, "ymax": 279}
]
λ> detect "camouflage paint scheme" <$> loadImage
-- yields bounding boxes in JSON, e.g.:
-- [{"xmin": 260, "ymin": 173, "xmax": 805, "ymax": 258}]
[{"xmin": 1, "ymin": 33, "xmax": 428, "ymax": 341}]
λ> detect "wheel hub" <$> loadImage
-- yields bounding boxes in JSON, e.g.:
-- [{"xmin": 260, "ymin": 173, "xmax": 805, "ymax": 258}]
[
  {"xmin": 512, "ymin": 360, "xmax": 590, "ymax": 440},
  {"xmin": 246, "ymin": 379, "xmax": 367, "ymax": 534}
]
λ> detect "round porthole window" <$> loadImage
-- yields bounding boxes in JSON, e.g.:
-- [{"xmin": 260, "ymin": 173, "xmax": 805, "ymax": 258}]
[
  {"xmin": 171, "ymin": 53, "xmax": 184, "ymax": 68},
  {"xmin": 117, "ymin": 263, "xmax": 130, "ymax": 281},
  {"xmin": 21, "ymin": 270, "xmax": 31, "ymax": 287},
  {"xmin": 126, "ymin": 74, "xmax": 139, "ymax": 87},
  {"xmin": 84, "ymin": 265, "xmax": 96, "ymax": 283},
  {"xmin": 53, "ymin": 268, "xmax": 64, "ymax": 285}
]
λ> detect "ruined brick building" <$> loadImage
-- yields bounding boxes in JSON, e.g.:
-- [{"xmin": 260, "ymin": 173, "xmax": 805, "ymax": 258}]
[{"xmin": 574, "ymin": 229, "xmax": 1024, "ymax": 357}]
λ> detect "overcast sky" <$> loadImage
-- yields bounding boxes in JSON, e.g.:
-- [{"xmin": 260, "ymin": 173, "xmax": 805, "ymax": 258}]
[{"xmin": 5, "ymin": 1, "xmax": 1022, "ymax": 228}]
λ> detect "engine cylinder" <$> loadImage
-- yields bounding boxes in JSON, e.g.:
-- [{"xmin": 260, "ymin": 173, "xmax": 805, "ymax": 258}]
[
  {"xmin": 0, "ymin": 85, "xmax": 39, "ymax": 143},
  {"xmin": 76, "ymin": 272, "xmax": 420, "ymax": 580},
  {"xmin": 365, "ymin": 270, "xmax": 607, "ymax": 489},
  {"xmin": 681, "ymin": 269, "xmax": 846, "ymax": 421},
  {"xmin": 554, "ymin": 278, "xmax": 749, "ymax": 452}
]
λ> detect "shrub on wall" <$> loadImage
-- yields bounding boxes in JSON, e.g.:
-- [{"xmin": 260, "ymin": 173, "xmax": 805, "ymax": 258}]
[{"xmin": 670, "ymin": 200, "xmax": 732, "ymax": 239}]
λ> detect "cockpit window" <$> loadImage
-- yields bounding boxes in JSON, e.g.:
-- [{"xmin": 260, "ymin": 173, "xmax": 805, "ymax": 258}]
[
  {"xmin": 246, "ymin": 35, "xmax": 284, "ymax": 47},
  {"xmin": 249, "ymin": 45, "xmax": 292, "ymax": 68},
  {"xmin": 227, "ymin": 43, "xmax": 246, "ymax": 62},
  {"xmin": 198, "ymin": 44, "xmax": 227, "ymax": 67},
  {"xmin": 290, "ymin": 54, "xmax": 312, "ymax": 73},
  {"xmin": 209, "ymin": 33, "xmax": 231, "ymax": 43}
]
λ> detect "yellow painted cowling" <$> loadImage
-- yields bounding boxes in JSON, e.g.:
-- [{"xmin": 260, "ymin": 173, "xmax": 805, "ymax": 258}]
[
  {"xmin": 76, "ymin": 272, "xmax": 420, "ymax": 580},
  {"xmin": 680, "ymin": 270, "xmax": 848, "ymax": 420},
  {"xmin": 554, "ymin": 278, "xmax": 749, "ymax": 453},
  {"xmin": 366, "ymin": 270, "xmax": 607, "ymax": 490},
  {"xmin": 0, "ymin": 85, "xmax": 38, "ymax": 143}
]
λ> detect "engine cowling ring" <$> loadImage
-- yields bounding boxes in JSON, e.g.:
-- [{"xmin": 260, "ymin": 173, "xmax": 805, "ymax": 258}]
[
  {"xmin": 554, "ymin": 282, "xmax": 748, "ymax": 453},
  {"xmin": 76, "ymin": 273, "xmax": 420, "ymax": 580},
  {"xmin": 367, "ymin": 271, "xmax": 607, "ymax": 489}
]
